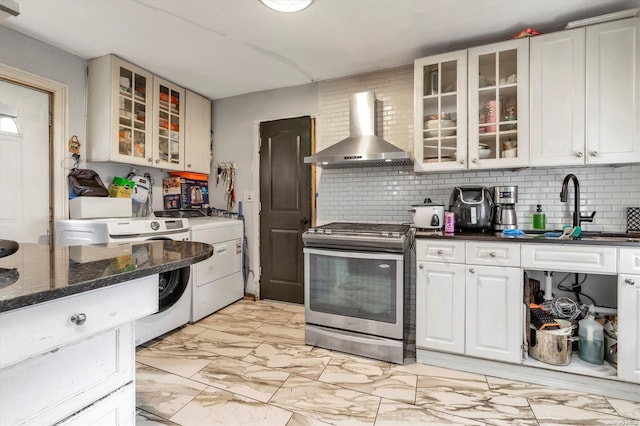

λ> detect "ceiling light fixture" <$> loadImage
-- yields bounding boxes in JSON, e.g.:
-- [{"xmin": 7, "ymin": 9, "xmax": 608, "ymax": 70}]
[{"xmin": 260, "ymin": 0, "xmax": 313, "ymax": 13}]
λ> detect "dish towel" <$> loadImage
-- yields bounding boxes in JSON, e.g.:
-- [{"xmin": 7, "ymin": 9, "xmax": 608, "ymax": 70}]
[{"xmin": 502, "ymin": 229, "xmax": 525, "ymax": 237}]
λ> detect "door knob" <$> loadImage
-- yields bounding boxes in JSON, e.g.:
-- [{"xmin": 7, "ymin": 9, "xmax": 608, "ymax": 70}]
[
  {"xmin": 300, "ymin": 218, "xmax": 310, "ymax": 225},
  {"xmin": 625, "ymin": 278, "xmax": 635, "ymax": 286}
]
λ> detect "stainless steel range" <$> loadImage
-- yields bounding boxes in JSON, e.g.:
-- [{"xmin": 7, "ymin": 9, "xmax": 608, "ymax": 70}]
[{"xmin": 303, "ymin": 222, "xmax": 413, "ymax": 364}]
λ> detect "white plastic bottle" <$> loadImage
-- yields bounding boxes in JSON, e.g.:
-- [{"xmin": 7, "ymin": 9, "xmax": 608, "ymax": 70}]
[{"xmin": 578, "ymin": 306, "xmax": 604, "ymax": 364}]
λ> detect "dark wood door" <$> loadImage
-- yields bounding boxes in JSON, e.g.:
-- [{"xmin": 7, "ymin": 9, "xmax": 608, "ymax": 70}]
[{"xmin": 259, "ymin": 116, "xmax": 312, "ymax": 304}]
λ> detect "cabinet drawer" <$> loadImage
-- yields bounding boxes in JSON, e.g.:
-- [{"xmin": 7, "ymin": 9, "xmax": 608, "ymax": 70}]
[
  {"xmin": 416, "ymin": 240, "xmax": 465, "ymax": 263},
  {"xmin": 466, "ymin": 242, "xmax": 520, "ymax": 267},
  {"xmin": 522, "ymin": 244, "xmax": 617, "ymax": 274},
  {"xmin": 0, "ymin": 275, "xmax": 157, "ymax": 368},
  {"xmin": 0, "ymin": 324, "xmax": 134, "ymax": 426},
  {"xmin": 619, "ymin": 249, "xmax": 640, "ymax": 275}
]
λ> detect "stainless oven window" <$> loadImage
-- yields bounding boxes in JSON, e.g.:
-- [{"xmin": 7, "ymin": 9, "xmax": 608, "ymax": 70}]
[{"xmin": 307, "ymin": 252, "xmax": 398, "ymax": 323}]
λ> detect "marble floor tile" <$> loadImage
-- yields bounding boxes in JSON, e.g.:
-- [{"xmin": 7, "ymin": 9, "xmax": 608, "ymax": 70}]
[
  {"xmin": 169, "ymin": 386, "xmax": 293, "ymax": 426},
  {"xmin": 248, "ymin": 323, "xmax": 306, "ymax": 345},
  {"xmin": 196, "ymin": 312, "xmax": 264, "ymax": 335},
  {"xmin": 135, "ymin": 409, "xmax": 180, "ymax": 425},
  {"xmin": 318, "ymin": 356, "xmax": 417, "ymax": 404},
  {"xmin": 606, "ymin": 397, "xmax": 640, "ymax": 420},
  {"xmin": 183, "ymin": 328, "xmax": 263, "ymax": 358},
  {"xmin": 375, "ymin": 398, "xmax": 485, "ymax": 425},
  {"xmin": 231, "ymin": 305, "xmax": 298, "ymax": 325},
  {"xmin": 242, "ymin": 342, "xmax": 332, "ymax": 379},
  {"xmin": 136, "ymin": 340, "xmax": 219, "ymax": 377},
  {"xmin": 216, "ymin": 302, "xmax": 246, "ymax": 314},
  {"xmin": 190, "ymin": 356, "xmax": 290, "ymax": 403},
  {"xmin": 270, "ymin": 375, "xmax": 381, "ymax": 426},
  {"xmin": 486, "ymin": 376, "xmax": 619, "ymax": 416},
  {"xmin": 285, "ymin": 413, "xmax": 333, "ymax": 425},
  {"xmin": 135, "ymin": 299, "xmax": 640, "ymax": 426},
  {"xmin": 530, "ymin": 402, "xmax": 635, "ymax": 425},
  {"xmin": 416, "ymin": 376, "xmax": 537, "ymax": 425},
  {"xmin": 159, "ymin": 323, "xmax": 208, "ymax": 345},
  {"xmin": 135, "ymin": 363, "xmax": 207, "ymax": 419}
]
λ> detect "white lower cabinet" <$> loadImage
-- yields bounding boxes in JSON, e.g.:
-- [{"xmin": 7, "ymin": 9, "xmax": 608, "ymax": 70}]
[
  {"xmin": 417, "ymin": 260, "xmax": 466, "ymax": 354},
  {"xmin": 465, "ymin": 264, "xmax": 522, "ymax": 363},
  {"xmin": 58, "ymin": 383, "xmax": 135, "ymax": 426},
  {"xmin": 0, "ymin": 276, "xmax": 157, "ymax": 425},
  {"xmin": 416, "ymin": 240, "xmax": 522, "ymax": 364},
  {"xmin": 618, "ymin": 274, "xmax": 640, "ymax": 384}
]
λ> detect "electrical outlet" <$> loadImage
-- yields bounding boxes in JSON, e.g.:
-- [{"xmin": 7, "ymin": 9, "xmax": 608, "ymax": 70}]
[{"xmin": 244, "ymin": 191, "xmax": 254, "ymax": 202}]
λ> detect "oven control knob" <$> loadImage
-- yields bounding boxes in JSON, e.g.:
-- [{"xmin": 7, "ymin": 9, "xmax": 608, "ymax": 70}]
[{"xmin": 150, "ymin": 221, "xmax": 160, "ymax": 231}]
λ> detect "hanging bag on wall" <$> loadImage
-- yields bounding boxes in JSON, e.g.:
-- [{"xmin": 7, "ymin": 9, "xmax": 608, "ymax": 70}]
[{"xmin": 68, "ymin": 168, "xmax": 109, "ymax": 197}]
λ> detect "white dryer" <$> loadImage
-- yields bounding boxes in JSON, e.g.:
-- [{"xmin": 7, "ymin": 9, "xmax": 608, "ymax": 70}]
[
  {"xmin": 188, "ymin": 217, "xmax": 244, "ymax": 322},
  {"xmin": 55, "ymin": 217, "xmax": 193, "ymax": 345}
]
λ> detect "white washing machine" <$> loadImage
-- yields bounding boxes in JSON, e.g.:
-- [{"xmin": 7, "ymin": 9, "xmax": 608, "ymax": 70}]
[
  {"xmin": 55, "ymin": 217, "xmax": 193, "ymax": 345},
  {"xmin": 188, "ymin": 217, "xmax": 244, "ymax": 322}
]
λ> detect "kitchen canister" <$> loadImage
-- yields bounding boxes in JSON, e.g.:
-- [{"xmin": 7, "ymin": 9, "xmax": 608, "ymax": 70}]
[{"xmin": 578, "ymin": 310, "xmax": 604, "ymax": 365}]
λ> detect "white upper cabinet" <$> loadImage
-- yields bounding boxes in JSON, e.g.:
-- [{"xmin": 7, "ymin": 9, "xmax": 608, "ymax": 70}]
[
  {"xmin": 468, "ymin": 38, "xmax": 530, "ymax": 169},
  {"xmin": 530, "ymin": 28, "xmax": 586, "ymax": 167},
  {"xmin": 152, "ymin": 77, "xmax": 185, "ymax": 170},
  {"xmin": 184, "ymin": 90, "xmax": 212, "ymax": 175},
  {"xmin": 586, "ymin": 17, "xmax": 640, "ymax": 165},
  {"xmin": 531, "ymin": 17, "xmax": 640, "ymax": 166},
  {"xmin": 87, "ymin": 55, "xmax": 154, "ymax": 167},
  {"xmin": 87, "ymin": 54, "xmax": 212, "ymax": 173},
  {"xmin": 414, "ymin": 50, "xmax": 467, "ymax": 172}
]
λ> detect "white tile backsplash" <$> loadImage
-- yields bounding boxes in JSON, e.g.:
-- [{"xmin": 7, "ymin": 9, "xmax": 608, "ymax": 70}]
[
  {"xmin": 316, "ymin": 66, "xmax": 640, "ymax": 233},
  {"xmin": 317, "ymin": 164, "xmax": 640, "ymax": 232}
]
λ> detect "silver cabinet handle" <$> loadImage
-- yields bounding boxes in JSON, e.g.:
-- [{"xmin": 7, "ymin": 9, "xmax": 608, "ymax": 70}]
[
  {"xmin": 625, "ymin": 278, "xmax": 635, "ymax": 286},
  {"xmin": 489, "ymin": 252, "xmax": 496, "ymax": 257},
  {"xmin": 147, "ymin": 158, "xmax": 153, "ymax": 163},
  {"xmin": 472, "ymin": 158, "xmax": 478, "ymax": 164},
  {"xmin": 70, "ymin": 313, "xmax": 86, "ymax": 326},
  {"xmin": 575, "ymin": 151, "xmax": 583, "ymax": 158},
  {"xmin": 437, "ymin": 249, "xmax": 443, "ymax": 255},
  {"xmin": 459, "ymin": 159, "xmax": 465, "ymax": 165},
  {"xmin": 469, "ymin": 268, "xmax": 475, "ymax": 273},
  {"xmin": 590, "ymin": 151, "xmax": 599, "ymax": 157},
  {"xmin": 419, "ymin": 264, "xmax": 424, "ymax": 270},
  {"xmin": 187, "ymin": 163, "xmax": 192, "ymax": 168},
  {"xmin": 156, "ymin": 159, "xmax": 160, "ymax": 163}
]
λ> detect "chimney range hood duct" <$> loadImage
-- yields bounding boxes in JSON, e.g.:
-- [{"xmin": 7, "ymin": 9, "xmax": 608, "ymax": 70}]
[{"xmin": 304, "ymin": 91, "xmax": 413, "ymax": 168}]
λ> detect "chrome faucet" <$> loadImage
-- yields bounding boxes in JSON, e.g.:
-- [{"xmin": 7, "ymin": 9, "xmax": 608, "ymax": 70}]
[{"xmin": 560, "ymin": 174, "xmax": 596, "ymax": 228}]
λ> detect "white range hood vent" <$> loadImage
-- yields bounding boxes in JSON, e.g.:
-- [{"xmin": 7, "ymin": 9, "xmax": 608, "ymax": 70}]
[{"xmin": 304, "ymin": 91, "xmax": 413, "ymax": 168}]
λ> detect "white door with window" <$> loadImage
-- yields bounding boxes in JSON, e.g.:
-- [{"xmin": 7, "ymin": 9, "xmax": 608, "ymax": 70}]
[{"xmin": 0, "ymin": 80, "xmax": 51, "ymax": 244}]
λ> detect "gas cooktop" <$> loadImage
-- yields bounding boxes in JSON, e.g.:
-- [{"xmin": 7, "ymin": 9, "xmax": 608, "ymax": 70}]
[{"xmin": 308, "ymin": 222, "xmax": 410, "ymax": 236}]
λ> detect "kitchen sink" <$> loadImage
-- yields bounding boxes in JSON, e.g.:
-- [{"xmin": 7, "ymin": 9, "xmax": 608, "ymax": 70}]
[{"xmin": 519, "ymin": 230, "xmax": 640, "ymax": 243}]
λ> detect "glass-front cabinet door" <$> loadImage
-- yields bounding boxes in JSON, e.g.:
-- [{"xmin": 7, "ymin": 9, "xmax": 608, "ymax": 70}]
[
  {"xmin": 468, "ymin": 38, "xmax": 529, "ymax": 169},
  {"xmin": 414, "ymin": 50, "xmax": 467, "ymax": 172},
  {"xmin": 153, "ymin": 77, "xmax": 185, "ymax": 170},
  {"xmin": 113, "ymin": 59, "xmax": 153, "ymax": 166}
]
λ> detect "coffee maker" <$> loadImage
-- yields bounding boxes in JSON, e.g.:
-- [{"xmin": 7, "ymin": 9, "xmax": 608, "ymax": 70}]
[{"xmin": 493, "ymin": 186, "xmax": 518, "ymax": 230}]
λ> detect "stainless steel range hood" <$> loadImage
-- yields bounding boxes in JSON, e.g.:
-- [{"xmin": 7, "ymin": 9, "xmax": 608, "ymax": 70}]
[{"xmin": 304, "ymin": 91, "xmax": 413, "ymax": 168}]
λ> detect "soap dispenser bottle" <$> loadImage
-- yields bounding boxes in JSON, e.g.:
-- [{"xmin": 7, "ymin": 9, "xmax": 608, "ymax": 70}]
[
  {"xmin": 532, "ymin": 204, "xmax": 546, "ymax": 230},
  {"xmin": 578, "ymin": 306, "xmax": 604, "ymax": 365}
]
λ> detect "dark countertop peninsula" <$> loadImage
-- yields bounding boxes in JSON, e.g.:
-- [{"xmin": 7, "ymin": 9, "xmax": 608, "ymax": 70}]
[{"xmin": 0, "ymin": 240, "xmax": 213, "ymax": 313}]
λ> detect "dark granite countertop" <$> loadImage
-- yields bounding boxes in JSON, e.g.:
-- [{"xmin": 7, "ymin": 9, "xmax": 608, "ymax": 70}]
[
  {"xmin": 415, "ymin": 230, "xmax": 640, "ymax": 247},
  {"xmin": 0, "ymin": 240, "xmax": 213, "ymax": 313}
]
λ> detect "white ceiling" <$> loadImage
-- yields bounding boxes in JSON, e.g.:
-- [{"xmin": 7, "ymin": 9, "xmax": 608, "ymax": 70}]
[{"xmin": 3, "ymin": 0, "xmax": 639, "ymax": 100}]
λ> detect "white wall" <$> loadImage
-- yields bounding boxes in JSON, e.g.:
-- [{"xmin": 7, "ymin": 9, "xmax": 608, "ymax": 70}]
[{"xmin": 211, "ymin": 84, "xmax": 319, "ymax": 296}]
